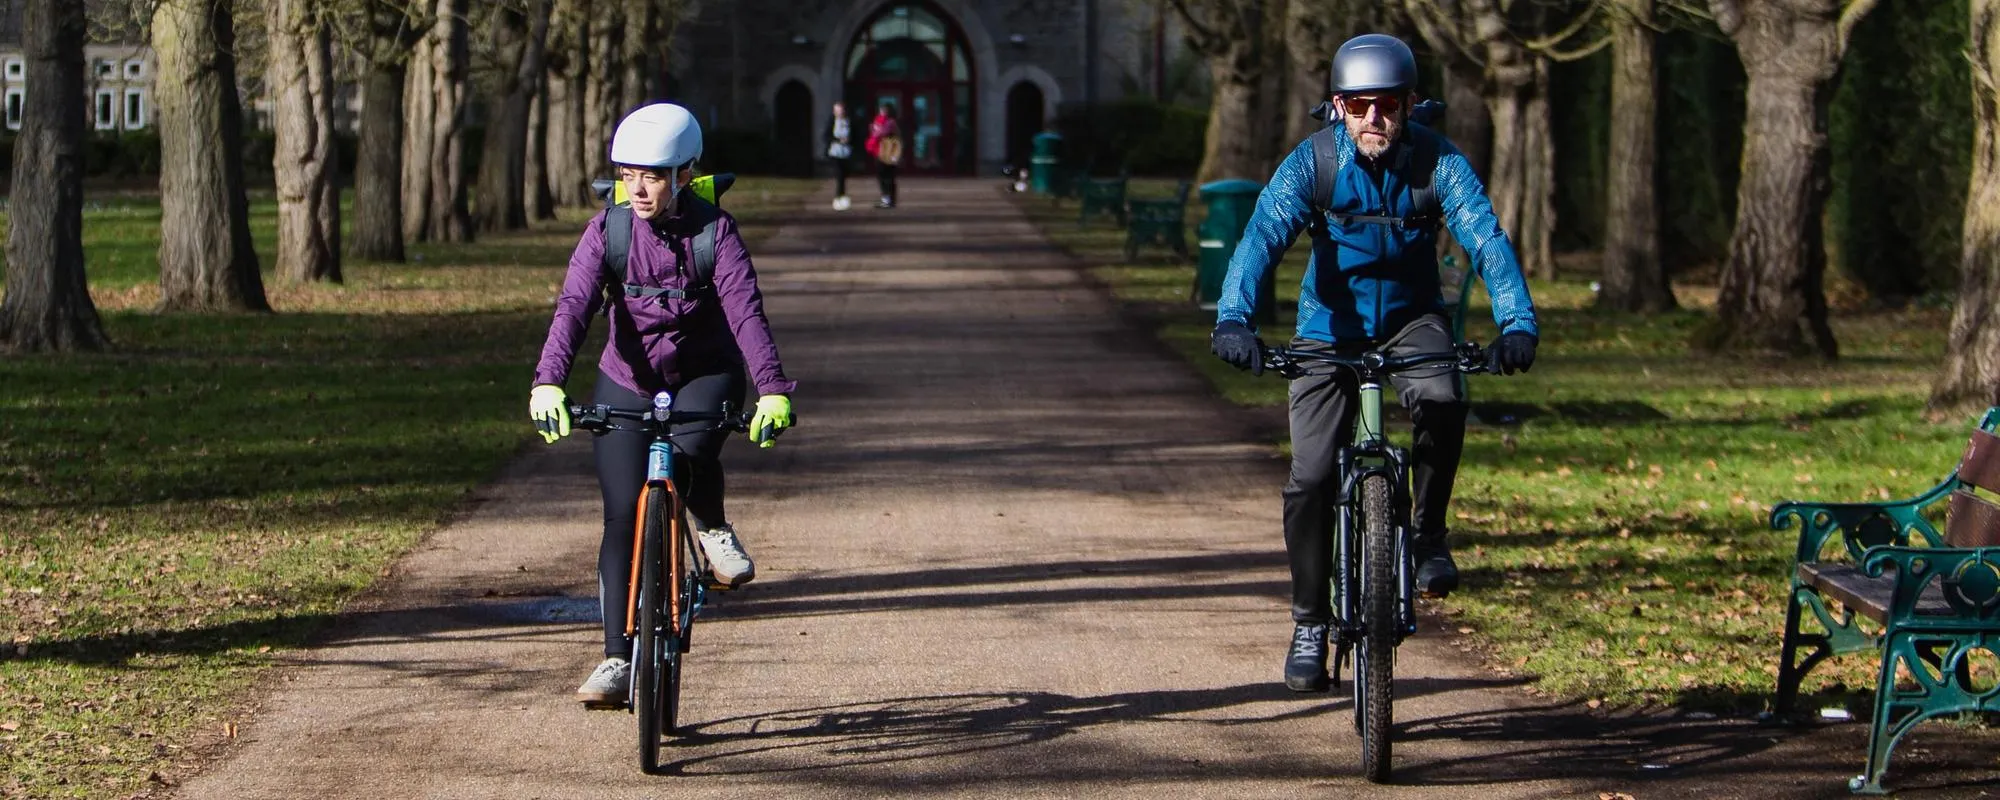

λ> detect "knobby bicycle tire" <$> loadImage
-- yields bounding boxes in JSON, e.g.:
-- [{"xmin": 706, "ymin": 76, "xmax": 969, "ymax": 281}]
[
  {"xmin": 1357, "ymin": 473, "xmax": 1396, "ymax": 783},
  {"xmin": 635, "ymin": 484, "xmax": 669, "ymax": 774}
]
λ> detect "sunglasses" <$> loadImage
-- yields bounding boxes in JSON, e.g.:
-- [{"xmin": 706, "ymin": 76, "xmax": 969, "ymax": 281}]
[{"xmin": 1339, "ymin": 94, "xmax": 1405, "ymax": 117}]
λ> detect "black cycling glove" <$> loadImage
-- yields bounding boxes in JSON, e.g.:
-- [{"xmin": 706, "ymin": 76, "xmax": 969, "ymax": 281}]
[
  {"xmin": 1487, "ymin": 332, "xmax": 1538, "ymax": 375},
  {"xmin": 1211, "ymin": 320, "xmax": 1264, "ymax": 376}
]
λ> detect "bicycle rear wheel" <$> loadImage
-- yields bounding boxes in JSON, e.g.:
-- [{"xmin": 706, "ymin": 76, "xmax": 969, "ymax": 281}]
[
  {"xmin": 634, "ymin": 485, "xmax": 669, "ymax": 774},
  {"xmin": 1356, "ymin": 473, "xmax": 1396, "ymax": 782}
]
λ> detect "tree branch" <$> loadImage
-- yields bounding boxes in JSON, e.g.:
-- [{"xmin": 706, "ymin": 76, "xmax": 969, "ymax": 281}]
[
  {"xmin": 1705, "ymin": 0, "xmax": 1742, "ymax": 38},
  {"xmin": 1835, "ymin": 0, "xmax": 1883, "ymax": 56},
  {"xmin": 1523, "ymin": 2, "xmax": 1600, "ymax": 52},
  {"xmin": 1166, "ymin": 0, "xmax": 1227, "ymax": 55},
  {"xmin": 1530, "ymin": 32, "xmax": 1614, "ymax": 62}
]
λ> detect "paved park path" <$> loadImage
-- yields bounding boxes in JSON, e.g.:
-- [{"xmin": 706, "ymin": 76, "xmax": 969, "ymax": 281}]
[{"xmin": 174, "ymin": 180, "xmax": 1995, "ymax": 799}]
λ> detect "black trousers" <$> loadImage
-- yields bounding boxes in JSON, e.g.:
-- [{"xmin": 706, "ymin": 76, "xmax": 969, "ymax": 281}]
[
  {"xmin": 1282, "ymin": 314, "xmax": 1468, "ymax": 624},
  {"xmin": 833, "ymin": 157, "xmax": 848, "ymax": 198},
  {"xmin": 591, "ymin": 369, "xmax": 745, "ymax": 656},
  {"xmin": 877, "ymin": 164, "xmax": 897, "ymax": 203}
]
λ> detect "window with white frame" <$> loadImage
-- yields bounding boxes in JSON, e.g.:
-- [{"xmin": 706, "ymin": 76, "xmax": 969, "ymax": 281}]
[
  {"xmin": 95, "ymin": 59, "xmax": 116, "ymax": 80},
  {"xmin": 124, "ymin": 58, "xmax": 145, "ymax": 80},
  {"xmin": 124, "ymin": 88, "xmax": 146, "ymax": 129},
  {"xmin": 95, "ymin": 89, "xmax": 114, "ymax": 130},
  {"xmin": 4, "ymin": 59, "xmax": 22, "ymax": 81},
  {"xmin": 6, "ymin": 88, "xmax": 23, "ymax": 130}
]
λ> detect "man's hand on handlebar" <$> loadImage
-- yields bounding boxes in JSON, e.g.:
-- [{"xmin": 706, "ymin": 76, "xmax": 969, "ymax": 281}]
[
  {"xmin": 1487, "ymin": 332, "xmax": 1538, "ymax": 375},
  {"xmin": 1211, "ymin": 320, "xmax": 1264, "ymax": 376}
]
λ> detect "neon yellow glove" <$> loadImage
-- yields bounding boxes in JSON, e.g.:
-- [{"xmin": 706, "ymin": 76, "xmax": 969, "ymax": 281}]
[
  {"xmin": 748, "ymin": 394, "xmax": 793, "ymax": 449},
  {"xmin": 529, "ymin": 385, "xmax": 570, "ymax": 444}
]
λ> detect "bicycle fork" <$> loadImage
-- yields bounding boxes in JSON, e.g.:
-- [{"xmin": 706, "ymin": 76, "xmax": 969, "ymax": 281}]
[{"xmin": 1327, "ymin": 378, "xmax": 1418, "ymax": 688}]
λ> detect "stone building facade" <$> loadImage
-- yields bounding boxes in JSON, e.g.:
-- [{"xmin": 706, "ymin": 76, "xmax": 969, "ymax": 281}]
[{"xmin": 668, "ymin": 0, "xmax": 1187, "ymax": 175}]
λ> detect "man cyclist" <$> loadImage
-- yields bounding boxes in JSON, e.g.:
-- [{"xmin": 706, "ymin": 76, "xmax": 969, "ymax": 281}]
[
  {"xmin": 528, "ymin": 102, "xmax": 798, "ymax": 706},
  {"xmin": 1208, "ymin": 34, "xmax": 1540, "ymax": 693}
]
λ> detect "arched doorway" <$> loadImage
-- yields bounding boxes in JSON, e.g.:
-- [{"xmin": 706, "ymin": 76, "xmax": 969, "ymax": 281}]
[
  {"xmin": 773, "ymin": 80, "xmax": 814, "ymax": 177},
  {"xmin": 1004, "ymin": 82, "xmax": 1044, "ymax": 172},
  {"xmin": 845, "ymin": 3, "xmax": 974, "ymax": 175}
]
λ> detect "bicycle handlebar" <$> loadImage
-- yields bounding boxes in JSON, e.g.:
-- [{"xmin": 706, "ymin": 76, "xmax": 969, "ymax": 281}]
[
  {"xmin": 1260, "ymin": 342, "xmax": 1490, "ymax": 380},
  {"xmin": 568, "ymin": 403, "xmax": 753, "ymax": 435}
]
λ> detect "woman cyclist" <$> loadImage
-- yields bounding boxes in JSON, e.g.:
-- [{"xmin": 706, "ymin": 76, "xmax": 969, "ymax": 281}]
[{"xmin": 528, "ymin": 102, "xmax": 797, "ymax": 707}]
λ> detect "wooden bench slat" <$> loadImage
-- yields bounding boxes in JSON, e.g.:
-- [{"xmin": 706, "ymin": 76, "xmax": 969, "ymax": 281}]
[
  {"xmin": 1797, "ymin": 562, "xmax": 1955, "ymax": 623},
  {"xmin": 1956, "ymin": 428, "xmax": 2000, "ymax": 494},
  {"xmin": 1947, "ymin": 489, "xmax": 2000, "ymax": 547}
]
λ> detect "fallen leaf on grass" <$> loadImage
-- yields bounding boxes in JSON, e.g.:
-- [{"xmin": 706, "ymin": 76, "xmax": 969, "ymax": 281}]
[{"xmin": 0, "ymin": 721, "xmax": 16, "ymax": 731}]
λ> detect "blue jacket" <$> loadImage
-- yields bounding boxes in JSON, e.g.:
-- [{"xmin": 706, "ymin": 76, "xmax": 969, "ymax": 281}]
[{"xmin": 1216, "ymin": 123, "xmax": 1538, "ymax": 344}]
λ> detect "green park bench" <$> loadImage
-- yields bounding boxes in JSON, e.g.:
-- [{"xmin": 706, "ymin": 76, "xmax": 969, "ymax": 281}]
[
  {"xmin": 1768, "ymin": 406, "xmax": 2000, "ymax": 794},
  {"xmin": 1123, "ymin": 179, "xmax": 1192, "ymax": 262},
  {"xmin": 1076, "ymin": 171, "xmax": 1129, "ymax": 227}
]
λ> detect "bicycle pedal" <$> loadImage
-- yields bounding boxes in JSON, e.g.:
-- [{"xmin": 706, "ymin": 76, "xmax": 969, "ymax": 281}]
[{"xmin": 705, "ymin": 580, "xmax": 738, "ymax": 591}]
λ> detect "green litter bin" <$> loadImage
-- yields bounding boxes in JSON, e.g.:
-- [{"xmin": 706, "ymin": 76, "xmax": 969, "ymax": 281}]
[
  {"xmin": 1192, "ymin": 178, "xmax": 1274, "ymax": 326},
  {"xmin": 1029, "ymin": 132, "xmax": 1063, "ymax": 195}
]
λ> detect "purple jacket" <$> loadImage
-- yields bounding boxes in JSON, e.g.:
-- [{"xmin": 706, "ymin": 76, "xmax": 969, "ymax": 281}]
[{"xmin": 534, "ymin": 200, "xmax": 796, "ymax": 398}]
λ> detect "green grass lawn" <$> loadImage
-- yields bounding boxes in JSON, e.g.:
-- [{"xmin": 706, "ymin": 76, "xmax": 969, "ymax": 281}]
[
  {"xmin": 1011, "ymin": 186, "xmax": 1991, "ymax": 713},
  {"xmin": 0, "ymin": 177, "xmax": 822, "ymax": 799}
]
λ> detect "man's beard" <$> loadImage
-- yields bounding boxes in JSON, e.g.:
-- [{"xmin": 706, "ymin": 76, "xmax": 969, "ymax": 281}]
[{"xmin": 1354, "ymin": 126, "xmax": 1397, "ymax": 159}]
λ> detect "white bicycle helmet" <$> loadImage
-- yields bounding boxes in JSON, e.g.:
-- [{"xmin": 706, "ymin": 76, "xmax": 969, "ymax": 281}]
[{"xmin": 609, "ymin": 103, "xmax": 702, "ymax": 169}]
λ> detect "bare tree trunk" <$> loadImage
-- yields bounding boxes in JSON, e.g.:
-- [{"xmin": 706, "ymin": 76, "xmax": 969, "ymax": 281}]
[
  {"xmin": 1598, "ymin": 0, "xmax": 1674, "ymax": 312},
  {"xmin": 526, "ymin": 80, "xmax": 555, "ymax": 219},
  {"xmin": 619, "ymin": 0, "xmax": 654, "ymax": 111},
  {"xmin": 268, "ymin": 0, "xmax": 341, "ymax": 284},
  {"xmin": 1170, "ymin": 0, "xmax": 1282, "ymax": 183},
  {"xmin": 1469, "ymin": 0, "xmax": 1555, "ymax": 279},
  {"xmin": 1928, "ymin": 0, "xmax": 2000, "ymax": 413},
  {"xmin": 425, "ymin": 0, "xmax": 472, "ymax": 242},
  {"xmin": 352, "ymin": 0, "xmax": 422, "ymax": 262},
  {"xmin": 154, "ymin": 0, "xmax": 268, "ymax": 312},
  {"xmin": 477, "ymin": 0, "xmax": 552, "ymax": 233},
  {"xmin": 582, "ymin": 1, "xmax": 624, "ymax": 181},
  {"xmin": 402, "ymin": 28, "xmax": 435, "ymax": 241},
  {"xmin": 1441, "ymin": 59, "xmax": 1490, "ymax": 175},
  {"xmin": 1699, "ymin": 0, "xmax": 1867, "ymax": 358},
  {"xmin": 0, "ymin": 0, "xmax": 105, "ymax": 352},
  {"xmin": 1285, "ymin": 0, "xmax": 1335, "ymax": 145},
  {"xmin": 1196, "ymin": 60, "xmax": 1268, "ymax": 182},
  {"xmin": 545, "ymin": 0, "xmax": 592, "ymax": 206}
]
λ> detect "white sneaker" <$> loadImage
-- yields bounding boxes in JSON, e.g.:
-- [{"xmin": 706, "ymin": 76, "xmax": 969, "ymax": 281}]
[
  {"xmin": 832, "ymin": 195, "xmax": 850, "ymax": 211},
  {"xmin": 698, "ymin": 525, "xmax": 756, "ymax": 586},
  {"xmin": 575, "ymin": 656, "xmax": 630, "ymax": 707}
]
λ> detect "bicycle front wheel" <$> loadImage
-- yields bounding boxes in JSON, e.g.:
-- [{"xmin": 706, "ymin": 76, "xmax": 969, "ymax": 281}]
[
  {"xmin": 1356, "ymin": 473, "xmax": 1396, "ymax": 783},
  {"xmin": 635, "ymin": 485, "xmax": 670, "ymax": 774},
  {"xmin": 663, "ymin": 503, "xmax": 695, "ymax": 736}
]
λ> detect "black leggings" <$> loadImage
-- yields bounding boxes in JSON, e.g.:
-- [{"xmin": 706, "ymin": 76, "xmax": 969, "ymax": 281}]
[
  {"xmin": 877, "ymin": 164, "xmax": 897, "ymax": 203},
  {"xmin": 834, "ymin": 157, "xmax": 848, "ymax": 198},
  {"xmin": 591, "ymin": 370, "xmax": 745, "ymax": 656}
]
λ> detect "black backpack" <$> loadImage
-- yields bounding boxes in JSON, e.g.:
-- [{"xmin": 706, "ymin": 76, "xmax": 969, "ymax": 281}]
[
  {"xmin": 1305, "ymin": 99, "xmax": 1445, "ymax": 235},
  {"xmin": 590, "ymin": 174, "xmax": 734, "ymax": 308}
]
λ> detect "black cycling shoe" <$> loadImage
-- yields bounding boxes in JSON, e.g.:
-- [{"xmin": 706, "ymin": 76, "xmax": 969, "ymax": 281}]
[
  {"xmin": 1284, "ymin": 623, "xmax": 1331, "ymax": 692},
  {"xmin": 1415, "ymin": 550, "xmax": 1460, "ymax": 598}
]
